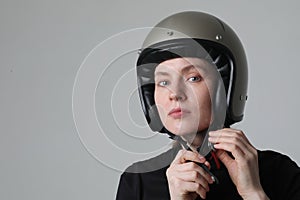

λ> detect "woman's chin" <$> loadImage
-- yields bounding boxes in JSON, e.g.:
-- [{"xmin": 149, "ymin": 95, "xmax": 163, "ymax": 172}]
[
  {"xmin": 167, "ymin": 127, "xmax": 198, "ymax": 137},
  {"xmin": 166, "ymin": 125, "xmax": 207, "ymax": 147}
]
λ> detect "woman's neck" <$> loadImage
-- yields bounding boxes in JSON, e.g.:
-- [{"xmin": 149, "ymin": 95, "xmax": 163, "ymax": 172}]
[{"xmin": 182, "ymin": 129, "xmax": 207, "ymax": 150}]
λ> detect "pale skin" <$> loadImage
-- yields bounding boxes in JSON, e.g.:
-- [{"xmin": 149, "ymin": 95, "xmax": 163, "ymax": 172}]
[{"xmin": 154, "ymin": 57, "xmax": 270, "ymax": 200}]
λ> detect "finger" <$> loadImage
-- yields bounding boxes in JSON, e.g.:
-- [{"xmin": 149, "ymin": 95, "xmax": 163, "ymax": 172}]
[
  {"xmin": 211, "ymin": 128, "xmax": 252, "ymax": 146},
  {"xmin": 213, "ymin": 141, "xmax": 245, "ymax": 160},
  {"xmin": 174, "ymin": 171, "xmax": 210, "ymax": 191},
  {"xmin": 209, "ymin": 129, "xmax": 245, "ymax": 142},
  {"xmin": 209, "ymin": 129, "xmax": 256, "ymax": 154},
  {"xmin": 226, "ymin": 128, "xmax": 252, "ymax": 144},
  {"xmin": 172, "ymin": 149, "xmax": 206, "ymax": 165},
  {"xmin": 209, "ymin": 133, "xmax": 248, "ymax": 150},
  {"xmin": 172, "ymin": 178, "xmax": 207, "ymax": 199},
  {"xmin": 174, "ymin": 162, "xmax": 214, "ymax": 184},
  {"xmin": 215, "ymin": 150, "xmax": 234, "ymax": 168},
  {"xmin": 193, "ymin": 182, "xmax": 208, "ymax": 199},
  {"xmin": 184, "ymin": 181, "xmax": 207, "ymax": 199},
  {"xmin": 208, "ymin": 134, "xmax": 248, "ymax": 155},
  {"xmin": 204, "ymin": 161, "xmax": 211, "ymax": 170}
]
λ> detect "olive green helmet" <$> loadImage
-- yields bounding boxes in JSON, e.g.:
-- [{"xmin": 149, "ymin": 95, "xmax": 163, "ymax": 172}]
[{"xmin": 136, "ymin": 11, "xmax": 248, "ymax": 134}]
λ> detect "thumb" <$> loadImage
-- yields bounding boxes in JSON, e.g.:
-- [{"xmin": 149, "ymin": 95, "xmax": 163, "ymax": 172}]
[{"xmin": 216, "ymin": 150, "xmax": 233, "ymax": 168}]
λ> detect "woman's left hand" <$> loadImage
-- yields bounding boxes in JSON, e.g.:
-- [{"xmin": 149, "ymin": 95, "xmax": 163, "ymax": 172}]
[{"xmin": 208, "ymin": 128, "xmax": 269, "ymax": 200}]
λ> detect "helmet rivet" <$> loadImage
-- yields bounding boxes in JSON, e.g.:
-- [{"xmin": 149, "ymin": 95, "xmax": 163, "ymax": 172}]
[
  {"xmin": 240, "ymin": 95, "xmax": 248, "ymax": 101},
  {"xmin": 216, "ymin": 34, "xmax": 222, "ymax": 41},
  {"xmin": 167, "ymin": 31, "xmax": 174, "ymax": 36}
]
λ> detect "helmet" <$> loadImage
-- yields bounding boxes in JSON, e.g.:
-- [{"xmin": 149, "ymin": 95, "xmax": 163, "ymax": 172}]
[{"xmin": 136, "ymin": 11, "xmax": 248, "ymax": 134}]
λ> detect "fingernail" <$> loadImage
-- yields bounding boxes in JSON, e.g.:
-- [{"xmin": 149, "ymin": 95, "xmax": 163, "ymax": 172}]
[
  {"xmin": 198, "ymin": 154, "xmax": 205, "ymax": 161},
  {"xmin": 211, "ymin": 176, "xmax": 215, "ymax": 183},
  {"xmin": 209, "ymin": 131, "xmax": 215, "ymax": 136}
]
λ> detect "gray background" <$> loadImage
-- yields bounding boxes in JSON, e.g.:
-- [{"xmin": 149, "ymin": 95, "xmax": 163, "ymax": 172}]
[{"xmin": 1, "ymin": 0, "xmax": 300, "ymax": 199}]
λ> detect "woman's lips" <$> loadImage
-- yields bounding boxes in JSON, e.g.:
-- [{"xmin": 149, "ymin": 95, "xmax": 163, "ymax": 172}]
[{"xmin": 168, "ymin": 108, "xmax": 190, "ymax": 119}]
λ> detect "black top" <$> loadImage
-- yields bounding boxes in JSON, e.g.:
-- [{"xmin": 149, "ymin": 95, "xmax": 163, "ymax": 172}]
[{"xmin": 116, "ymin": 145, "xmax": 300, "ymax": 200}]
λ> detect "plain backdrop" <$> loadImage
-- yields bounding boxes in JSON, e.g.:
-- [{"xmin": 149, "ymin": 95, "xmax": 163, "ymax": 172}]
[{"xmin": 1, "ymin": 0, "xmax": 300, "ymax": 199}]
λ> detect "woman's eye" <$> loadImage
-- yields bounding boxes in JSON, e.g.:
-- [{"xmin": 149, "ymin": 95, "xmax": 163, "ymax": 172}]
[
  {"xmin": 158, "ymin": 81, "xmax": 169, "ymax": 86},
  {"xmin": 188, "ymin": 76, "xmax": 201, "ymax": 82}
]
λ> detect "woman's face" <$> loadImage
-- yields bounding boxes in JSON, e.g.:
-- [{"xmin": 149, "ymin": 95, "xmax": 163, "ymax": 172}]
[{"xmin": 154, "ymin": 57, "xmax": 213, "ymax": 137}]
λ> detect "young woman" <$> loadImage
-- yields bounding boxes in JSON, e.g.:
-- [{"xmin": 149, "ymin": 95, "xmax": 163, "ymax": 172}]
[{"xmin": 116, "ymin": 11, "xmax": 300, "ymax": 200}]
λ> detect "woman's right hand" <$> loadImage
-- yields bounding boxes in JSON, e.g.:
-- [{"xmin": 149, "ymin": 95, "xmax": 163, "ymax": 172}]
[{"xmin": 166, "ymin": 149, "xmax": 214, "ymax": 200}]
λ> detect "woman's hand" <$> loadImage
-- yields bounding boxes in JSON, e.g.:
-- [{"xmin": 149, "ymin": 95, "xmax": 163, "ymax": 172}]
[
  {"xmin": 208, "ymin": 128, "xmax": 269, "ymax": 200},
  {"xmin": 166, "ymin": 149, "xmax": 214, "ymax": 200}
]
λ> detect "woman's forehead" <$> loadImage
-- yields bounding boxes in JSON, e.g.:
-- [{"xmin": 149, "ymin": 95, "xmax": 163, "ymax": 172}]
[{"xmin": 155, "ymin": 57, "xmax": 211, "ymax": 75}]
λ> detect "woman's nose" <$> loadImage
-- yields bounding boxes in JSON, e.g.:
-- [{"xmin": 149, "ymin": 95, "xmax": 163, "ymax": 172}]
[{"xmin": 169, "ymin": 85, "xmax": 187, "ymax": 101}]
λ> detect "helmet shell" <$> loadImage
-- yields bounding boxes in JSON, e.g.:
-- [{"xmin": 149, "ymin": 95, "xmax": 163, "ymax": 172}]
[{"xmin": 137, "ymin": 11, "xmax": 248, "ymax": 132}]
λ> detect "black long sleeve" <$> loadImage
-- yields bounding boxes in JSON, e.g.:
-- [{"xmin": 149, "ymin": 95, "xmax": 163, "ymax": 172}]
[{"xmin": 116, "ymin": 149, "xmax": 300, "ymax": 200}]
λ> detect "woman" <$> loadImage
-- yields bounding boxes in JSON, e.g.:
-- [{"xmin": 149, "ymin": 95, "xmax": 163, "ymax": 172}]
[{"xmin": 116, "ymin": 11, "xmax": 300, "ymax": 200}]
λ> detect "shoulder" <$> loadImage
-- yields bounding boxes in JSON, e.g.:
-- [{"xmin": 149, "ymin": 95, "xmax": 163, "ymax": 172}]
[
  {"xmin": 124, "ymin": 145, "xmax": 180, "ymax": 174},
  {"xmin": 116, "ymin": 146, "xmax": 179, "ymax": 200},
  {"xmin": 258, "ymin": 150, "xmax": 300, "ymax": 200},
  {"xmin": 258, "ymin": 150, "xmax": 299, "ymax": 169}
]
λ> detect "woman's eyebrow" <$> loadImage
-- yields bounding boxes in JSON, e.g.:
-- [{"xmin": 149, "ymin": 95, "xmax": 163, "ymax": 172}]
[
  {"xmin": 181, "ymin": 64, "xmax": 208, "ymax": 74},
  {"xmin": 181, "ymin": 65, "xmax": 196, "ymax": 73},
  {"xmin": 154, "ymin": 71, "xmax": 170, "ymax": 76}
]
